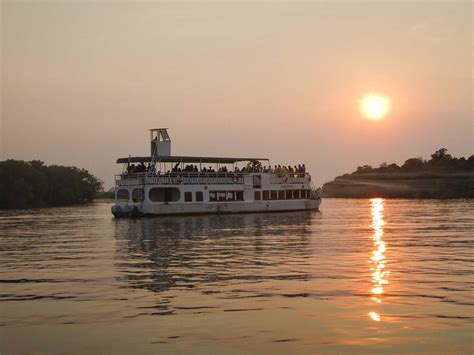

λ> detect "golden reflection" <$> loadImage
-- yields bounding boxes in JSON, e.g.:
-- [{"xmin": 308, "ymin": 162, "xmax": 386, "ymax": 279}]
[
  {"xmin": 369, "ymin": 311, "xmax": 381, "ymax": 322},
  {"xmin": 368, "ymin": 198, "xmax": 389, "ymax": 321}
]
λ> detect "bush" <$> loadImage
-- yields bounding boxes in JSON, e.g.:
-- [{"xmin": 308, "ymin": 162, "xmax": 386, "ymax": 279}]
[
  {"xmin": 0, "ymin": 160, "xmax": 103, "ymax": 209},
  {"xmin": 349, "ymin": 148, "xmax": 473, "ymax": 176}
]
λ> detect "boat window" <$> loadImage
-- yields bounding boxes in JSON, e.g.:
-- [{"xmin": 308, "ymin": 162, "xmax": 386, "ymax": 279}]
[
  {"xmin": 132, "ymin": 188, "xmax": 144, "ymax": 202},
  {"xmin": 271, "ymin": 190, "xmax": 278, "ymax": 200},
  {"xmin": 293, "ymin": 190, "xmax": 300, "ymax": 199},
  {"xmin": 253, "ymin": 175, "xmax": 262, "ymax": 188},
  {"xmin": 209, "ymin": 191, "xmax": 244, "ymax": 202},
  {"xmin": 185, "ymin": 191, "xmax": 192, "ymax": 202},
  {"xmin": 149, "ymin": 187, "xmax": 181, "ymax": 202},
  {"xmin": 254, "ymin": 191, "xmax": 261, "ymax": 201},
  {"xmin": 262, "ymin": 191, "xmax": 269, "ymax": 200},
  {"xmin": 236, "ymin": 191, "xmax": 244, "ymax": 201},
  {"xmin": 303, "ymin": 190, "xmax": 309, "ymax": 199},
  {"xmin": 196, "ymin": 191, "xmax": 204, "ymax": 202},
  {"xmin": 278, "ymin": 190, "xmax": 285, "ymax": 200},
  {"xmin": 116, "ymin": 189, "xmax": 129, "ymax": 202},
  {"xmin": 285, "ymin": 190, "xmax": 293, "ymax": 200}
]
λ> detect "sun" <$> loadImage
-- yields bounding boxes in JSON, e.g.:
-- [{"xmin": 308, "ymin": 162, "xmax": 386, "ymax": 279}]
[{"xmin": 360, "ymin": 94, "xmax": 390, "ymax": 120}]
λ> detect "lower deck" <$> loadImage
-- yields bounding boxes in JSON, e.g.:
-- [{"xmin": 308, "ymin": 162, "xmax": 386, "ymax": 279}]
[
  {"xmin": 112, "ymin": 197, "xmax": 321, "ymax": 217},
  {"xmin": 116, "ymin": 185, "xmax": 315, "ymax": 204},
  {"xmin": 112, "ymin": 182, "xmax": 321, "ymax": 217}
]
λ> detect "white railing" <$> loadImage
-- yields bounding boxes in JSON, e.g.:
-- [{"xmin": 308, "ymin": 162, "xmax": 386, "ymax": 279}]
[
  {"xmin": 115, "ymin": 172, "xmax": 245, "ymax": 187},
  {"xmin": 115, "ymin": 172, "xmax": 311, "ymax": 187}
]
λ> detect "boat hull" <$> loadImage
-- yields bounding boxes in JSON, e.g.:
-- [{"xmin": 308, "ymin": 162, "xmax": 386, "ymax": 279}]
[{"xmin": 112, "ymin": 198, "xmax": 321, "ymax": 217}]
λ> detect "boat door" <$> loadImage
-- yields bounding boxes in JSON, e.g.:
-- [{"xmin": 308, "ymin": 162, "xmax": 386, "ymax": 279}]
[
  {"xmin": 244, "ymin": 175, "xmax": 254, "ymax": 187},
  {"xmin": 244, "ymin": 174, "xmax": 262, "ymax": 188}
]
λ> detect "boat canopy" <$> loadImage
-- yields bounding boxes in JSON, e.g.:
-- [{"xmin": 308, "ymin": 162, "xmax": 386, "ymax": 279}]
[{"xmin": 116, "ymin": 155, "xmax": 269, "ymax": 164}]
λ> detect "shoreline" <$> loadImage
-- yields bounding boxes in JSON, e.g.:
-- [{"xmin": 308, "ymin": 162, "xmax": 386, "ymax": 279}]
[{"xmin": 322, "ymin": 172, "xmax": 474, "ymax": 199}]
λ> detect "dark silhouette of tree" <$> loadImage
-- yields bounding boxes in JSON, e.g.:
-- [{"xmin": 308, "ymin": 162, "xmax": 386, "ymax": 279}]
[
  {"xmin": 401, "ymin": 157, "xmax": 425, "ymax": 171},
  {"xmin": 325, "ymin": 148, "xmax": 474, "ymax": 198},
  {"xmin": 0, "ymin": 160, "xmax": 103, "ymax": 209},
  {"xmin": 430, "ymin": 148, "xmax": 451, "ymax": 162},
  {"xmin": 347, "ymin": 148, "xmax": 473, "ymax": 176},
  {"xmin": 386, "ymin": 163, "xmax": 400, "ymax": 172},
  {"xmin": 355, "ymin": 165, "xmax": 374, "ymax": 174}
]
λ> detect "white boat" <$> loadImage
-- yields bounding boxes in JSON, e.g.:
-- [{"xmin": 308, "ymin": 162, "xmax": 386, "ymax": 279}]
[{"xmin": 112, "ymin": 128, "xmax": 321, "ymax": 217}]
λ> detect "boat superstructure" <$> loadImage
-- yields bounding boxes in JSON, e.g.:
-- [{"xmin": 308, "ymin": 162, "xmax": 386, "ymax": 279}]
[{"xmin": 112, "ymin": 129, "xmax": 321, "ymax": 217}]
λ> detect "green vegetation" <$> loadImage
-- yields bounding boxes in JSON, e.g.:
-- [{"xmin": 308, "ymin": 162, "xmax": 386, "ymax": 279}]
[
  {"xmin": 0, "ymin": 160, "xmax": 103, "ymax": 209},
  {"xmin": 323, "ymin": 149, "xmax": 474, "ymax": 198},
  {"xmin": 348, "ymin": 148, "xmax": 473, "ymax": 176}
]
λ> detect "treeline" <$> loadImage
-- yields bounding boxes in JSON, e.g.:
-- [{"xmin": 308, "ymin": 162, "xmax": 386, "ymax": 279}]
[
  {"xmin": 0, "ymin": 160, "xmax": 103, "ymax": 209},
  {"xmin": 323, "ymin": 148, "xmax": 474, "ymax": 198},
  {"xmin": 348, "ymin": 148, "xmax": 474, "ymax": 176}
]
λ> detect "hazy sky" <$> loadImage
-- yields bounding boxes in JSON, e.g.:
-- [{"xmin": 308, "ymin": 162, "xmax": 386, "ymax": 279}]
[{"xmin": 1, "ymin": 1, "xmax": 472, "ymax": 187}]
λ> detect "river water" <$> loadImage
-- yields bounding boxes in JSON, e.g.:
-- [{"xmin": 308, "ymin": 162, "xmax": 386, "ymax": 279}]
[{"xmin": 0, "ymin": 199, "xmax": 473, "ymax": 354}]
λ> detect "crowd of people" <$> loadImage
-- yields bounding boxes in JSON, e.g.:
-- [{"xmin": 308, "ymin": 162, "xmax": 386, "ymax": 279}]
[
  {"xmin": 126, "ymin": 162, "xmax": 149, "ymax": 174},
  {"xmin": 269, "ymin": 164, "xmax": 306, "ymax": 174},
  {"xmin": 125, "ymin": 161, "xmax": 306, "ymax": 176}
]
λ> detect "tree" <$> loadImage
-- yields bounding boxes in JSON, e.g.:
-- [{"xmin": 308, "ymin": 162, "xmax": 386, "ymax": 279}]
[
  {"xmin": 430, "ymin": 148, "xmax": 452, "ymax": 162},
  {"xmin": 355, "ymin": 165, "xmax": 374, "ymax": 174},
  {"xmin": 401, "ymin": 157, "xmax": 425, "ymax": 171},
  {"xmin": 0, "ymin": 160, "xmax": 48, "ymax": 209},
  {"xmin": 386, "ymin": 163, "xmax": 400, "ymax": 172},
  {"xmin": 0, "ymin": 160, "xmax": 103, "ymax": 209}
]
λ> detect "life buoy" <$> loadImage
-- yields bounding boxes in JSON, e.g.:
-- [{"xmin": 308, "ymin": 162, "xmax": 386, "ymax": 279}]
[{"xmin": 282, "ymin": 175, "xmax": 289, "ymax": 182}]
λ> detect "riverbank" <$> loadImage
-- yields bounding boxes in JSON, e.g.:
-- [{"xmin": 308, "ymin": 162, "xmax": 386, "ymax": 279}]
[
  {"xmin": 322, "ymin": 149, "xmax": 474, "ymax": 198},
  {"xmin": 0, "ymin": 159, "xmax": 103, "ymax": 209},
  {"xmin": 322, "ymin": 171, "xmax": 474, "ymax": 198}
]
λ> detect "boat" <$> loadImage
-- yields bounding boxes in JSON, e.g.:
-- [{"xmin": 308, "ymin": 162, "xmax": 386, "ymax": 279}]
[{"xmin": 111, "ymin": 128, "xmax": 321, "ymax": 217}]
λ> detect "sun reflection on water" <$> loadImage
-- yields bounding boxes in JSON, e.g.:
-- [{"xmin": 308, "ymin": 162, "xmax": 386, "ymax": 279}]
[{"xmin": 369, "ymin": 198, "xmax": 389, "ymax": 321}]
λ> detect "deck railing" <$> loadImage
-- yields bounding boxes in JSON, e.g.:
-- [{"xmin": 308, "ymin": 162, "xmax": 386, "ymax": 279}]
[
  {"xmin": 115, "ymin": 172, "xmax": 310, "ymax": 187},
  {"xmin": 115, "ymin": 172, "xmax": 245, "ymax": 187}
]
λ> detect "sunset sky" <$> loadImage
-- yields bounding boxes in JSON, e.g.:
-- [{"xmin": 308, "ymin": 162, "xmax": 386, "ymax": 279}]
[{"xmin": 1, "ymin": 1, "xmax": 472, "ymax": 187}]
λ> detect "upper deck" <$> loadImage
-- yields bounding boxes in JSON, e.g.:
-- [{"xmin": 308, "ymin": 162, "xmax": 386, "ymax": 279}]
[
  {"xmin": 115, "ymin": 171, "xmax": 311, "ymax": 187},
  {"xmin": 115, "ymin": 128, "xmax": 312, "ymax": 188}
]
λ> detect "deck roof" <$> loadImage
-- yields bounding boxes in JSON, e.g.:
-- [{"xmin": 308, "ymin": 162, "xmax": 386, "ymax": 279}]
[{"xmin": 116, "ymin": 155, "xmax": 269, "ymax": 164}]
